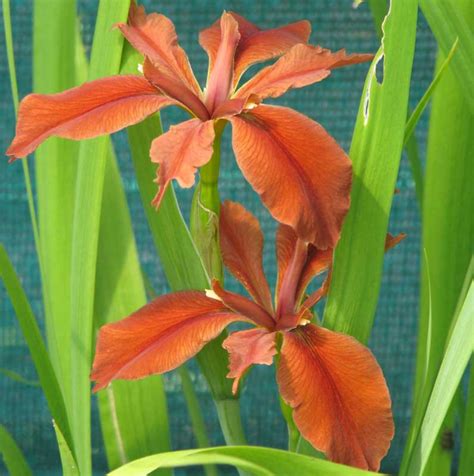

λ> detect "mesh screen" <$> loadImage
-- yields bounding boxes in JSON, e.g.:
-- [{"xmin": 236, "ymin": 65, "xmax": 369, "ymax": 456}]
[{"xmin": 0, "ymin": 0, "xmax": 436, "ymax": 473}]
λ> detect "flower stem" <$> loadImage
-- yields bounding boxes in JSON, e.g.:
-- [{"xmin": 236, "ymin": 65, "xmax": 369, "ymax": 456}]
[
  {"xmin": 190, "ymin": 121, "xmax": 248, "ymax": 454},
  {"xmin": 190, "ymin": 120, "xmax": 226, "ymax": 280},
  {"xmin": 215, "ymin": 399, "xmax": 247, "ymax": 446}
]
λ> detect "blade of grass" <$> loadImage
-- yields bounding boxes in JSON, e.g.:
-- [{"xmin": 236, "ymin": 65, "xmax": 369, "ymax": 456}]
[
  {"xmin": 69, "ymin": 2, "xmax": 130, "ymax": 473},
  {"xmin": 401, "ymin": 282, "xmax": 474, "ymax": 476},
  {"xmin": 0, "ymin": 424, "xmax": 32, "ymax": 476},
  {"xmin": 420, "ymin": 0, "xmax": 474, "ymax": 114},
  {"xmin": 32, "ymin": 0, "xmax": 79, "ymax": 406},
  {"xmin": 95, "ymin": 148, "xmax": 170, "ymax": 470},
  {"xmin": 0, "ymin": 244, "xmax": 74, "ymax": 457},
  {"xmin": 410, "ymin": 35, "xmax": 473, "ymax": 474},
  {"xmin": 404, "ymin": 38, "xmax": 459, "ymax": 146},
  {"xmin": 108, "ymin": 446, "xmax": 380, "ymax": 476},
  {"xmin": 459, "ymin": 360, "xmax": 474, "ymax": 476},
  {"xmin": 323, "ymin": 0, "xmax": 418, "ymax": 342}
]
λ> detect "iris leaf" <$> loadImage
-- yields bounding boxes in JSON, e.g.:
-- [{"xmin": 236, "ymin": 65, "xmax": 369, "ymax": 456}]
[
  {"xmin": 0, "ymin": 244, "xmax": 74, "ymax": 462},
  {"xmin": 401, "ymin": 281, "xmax": 474, "ymax": 476},
  {"xmin": 68, "ymin": 2, "xmax": 130, "ymax": 473},
  {"xmin": 108, "ymin": 446, "xmax": 380, "ymax": 476},
  {"xmin": 324, "ymin": 0, "xmax": 418, "ymax": 342},
  {"xmin": 419, "ymin": 0, "xmax": 474, "ymax": 114},
  {"xmin": 0, "ymin": 424, "xmax": 32, "ymax": 476}
]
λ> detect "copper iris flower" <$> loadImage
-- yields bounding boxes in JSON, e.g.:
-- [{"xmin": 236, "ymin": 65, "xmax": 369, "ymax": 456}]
[
  {"xmin": 7, "ymin": 4, "xmax": 371, "ymax": 248},
  {"xmin": 92, "ymin": 201, "xmax": 403, "ymax": 470}
]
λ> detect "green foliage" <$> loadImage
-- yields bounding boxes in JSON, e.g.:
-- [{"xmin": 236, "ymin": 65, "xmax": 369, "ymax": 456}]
[
  {"xmin": 324, "ymin": 0, "xmax": 418, "ymax": 343},
  {"xmin": 420, "ymin": 0, "xmax": 474, "ymax": 114},
  {"xmin": 108, "ymin": 446, "xmax": 380, "ymax": 476},
  {"xmin": 0, "ymin": 245, "xmax": 73, "ymax": 452},
  {"xmin": 410, "ymin": 27, "xmax": 473, "ymax": 473},
  {"xmin": 0, "ymin": 424, "xmax": 32, "ymax": 476},
  {"xmin": 401, "ymin": 281, "xmax": 474, "ymax": 476}
]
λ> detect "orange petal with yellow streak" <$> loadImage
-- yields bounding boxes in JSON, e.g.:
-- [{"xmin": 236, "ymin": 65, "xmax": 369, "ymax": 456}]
[
  {"xmin": 277, "ymin": 324, "xmax": 394, "ymax": 470},
  {"xmin": 7, "ymin": 76, "xmax": 173, "ymax": 160},
  {"xmin": 220, "ymin": 201, "xmax": 274, "ymax": 314},
  {"xmin": 91, "ymin": 291, "xmax": 244, "ymax": 391},
  {"xmin": 236, "ymin": 44, "xmax": 372, "ymax": 101},
  {"xmin": 150, "ymin": 119, "xmax": 215, "ymax": 207},
  {"xmin": 230, "ymin": 105, "xmax": 352, "ymax": 248},
  {"xmin": 223, "ymin": 328, "xmax": 277, "ymax": 394}
]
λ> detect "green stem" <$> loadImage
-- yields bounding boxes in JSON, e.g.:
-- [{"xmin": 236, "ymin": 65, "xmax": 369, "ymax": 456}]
[
  {"xmin": 190, "ymin": 121, "xmax": 226, "ymax": 281},
  {"xmin": 190, "ymin": 121, "xmax": 248, "ymax": 457},
  {"xmin": 215, "ymin": 399, "xmax": 247, "ymax": 446}
]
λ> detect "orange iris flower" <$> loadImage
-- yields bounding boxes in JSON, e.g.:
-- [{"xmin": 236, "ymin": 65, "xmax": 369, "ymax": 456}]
[
  {"xmin": 92, "ymin": 200, "xmax": 403, "ymax": 470},
  {"xmin": 6, "ymin": 4, "xmax": 372, "ymax": 248}
]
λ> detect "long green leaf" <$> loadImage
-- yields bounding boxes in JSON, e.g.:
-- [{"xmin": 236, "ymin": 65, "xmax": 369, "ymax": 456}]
[
  {"xmin": 402, "ymin": 282, "xmax": 474, "ymax": 476},
  {"xmin": 410, "ymin": 32, "xmax": 473, "ymax": 474},
  {"xmin": 404, "ymin": 38, "xmax": 459, "ymax": 146},
  {"xmin": 109, "ymin": 446, "xmax": 379, "ymax": 476},
  {"xmin": 420, "ymin": 0, "xmax": 474, "ymax": 114},
  {"xmin": 0, "ymin": 245, "xmax": 74, "ymax": 457},
  {"xmin": 323, "ymin": 0, "xmax": 418, "ymax": 342},
  {"xmin": 69, "ymin": 2, "xmax": 129, "ymax": 473},
  {"xmin": 33, "ymin": 0, "xmax": 79, "ymax": 406},
  {"xmin": 95, "ymin": 148, "xmax": 170, "ymax": 470},
  {"xmin": 0, "ymin": 424, "xmax": 32, "ymax": 476}
]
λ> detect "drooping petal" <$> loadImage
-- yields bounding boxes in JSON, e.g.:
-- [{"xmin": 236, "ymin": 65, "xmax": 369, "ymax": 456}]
[
  {"xmin": 7, "ymin": 76, "xmax": 174, "ymax": 160},
  {"xmin": 230, "ymin": 105, "xmax": 352, "ymax": 248},
  {"xmin": 150, "ymin": 119, "xmax": 215, "ymax": 207},
  {"xmin": 277, "ymin": 324, "xmax": 394, "ymax": 470},
  {"xmin": 91, "ymin": 291, "xmax": 245, "ymax": 391},
  {"xmin": 204, "ymin": 13, "xmax": 240, "ymax": 114},
  {"xmin": 236, "ymin": 44, "xmax": 373, "ymax": 101},
  {"xmin": 212, "ymin": 280, "xmax": 275, "ymax": 330},
  {"xmin": 117, "ymin": 3, "xmax": 201, "ymax": 96},
  {"xmin": 220, "ymin": 201, "xmax": 273, "ymax": 313},
  {"xmin": 200, "ymin": 13, "xmax": 310, "ymax": 86},
  {"xmin": 223, "ymin": 328, "xmax": 277, "ymax": 394}
]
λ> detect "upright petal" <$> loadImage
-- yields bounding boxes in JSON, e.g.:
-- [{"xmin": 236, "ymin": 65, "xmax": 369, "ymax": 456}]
[
  {"xmin": 236, "ymin": 44, "xmax": 372, "ymax": 101},
  {"xmin": 150, "ymin": 119, "xmax": 215, "ymax": 207},
  {"xmin": 223, "ymin": 328, "xmax": 277, "ymax": 394},
  {"xmin": 220, "ymin": 201, "xmax": 274, "ymax": 313},
  {"xmin": 200, "ymin": 12, "xmax": 310, "ymax": 85},
  {"xmin": 91, "ymin": 291, "xmax": 244, "ymax": 391},
  {"xmin": 7, "ymin": 76, "xmax": 174, "ymax": 160},
  {"xmin": 277, "ymin": 324, "xmax": 394, "ymax": 470},
  {"xmin": 117, "ymin": 3, "xmax": 201, "ymax": 96},
  {"xmin": 204, "ymin": 13, "xmax": 240, "ymax": 114},
  {"xmin": 230, "ymin": 105, "xmax": 352, "ymax": 248},
  {"xmin": 233, "ymin": 19, "xmax": 311, "ymax": 83}
]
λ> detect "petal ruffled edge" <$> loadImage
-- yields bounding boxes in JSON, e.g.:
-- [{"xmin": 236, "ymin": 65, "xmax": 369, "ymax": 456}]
[{"xmin": 277, "ymin": 324, "xmax": 394, "ymax": 470}]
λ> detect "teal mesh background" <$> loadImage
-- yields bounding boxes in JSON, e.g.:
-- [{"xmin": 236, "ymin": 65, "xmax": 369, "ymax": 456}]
[{"xmin": 0, "ymin": 0, "xmax": 436, "ymax": 474}]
